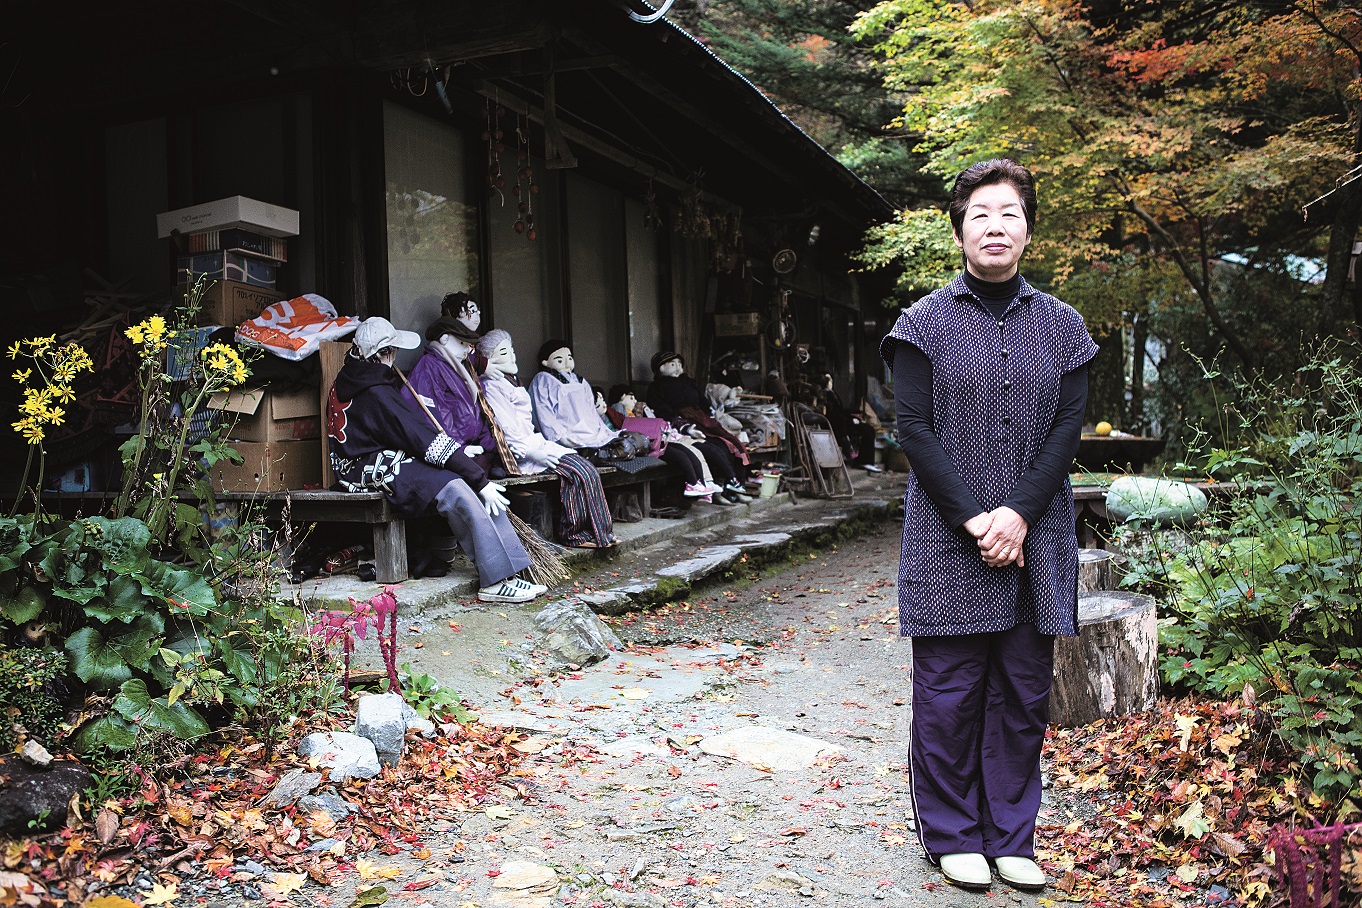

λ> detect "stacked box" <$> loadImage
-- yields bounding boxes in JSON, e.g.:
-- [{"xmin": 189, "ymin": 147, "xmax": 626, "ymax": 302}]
[
  {"xmin": 177, "ymin": 251, "xmax": 278, "ymax": 288},
  {"xmin": 187, "ymin": 228, "xmax": 288, "ymax": 261}
]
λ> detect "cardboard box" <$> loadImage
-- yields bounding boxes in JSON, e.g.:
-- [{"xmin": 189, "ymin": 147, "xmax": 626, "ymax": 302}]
[
  {"xmin": 177, "ymin": 252, "xmax": 278, "ymax": 289},
  {"xmin": 212, "ymin": 439, "xmax": 321, "ymax": 493},
  {"xmin": 185, "ymin": 279, "xmax": 287, "ymax": 327},
  {"xmin": 210, "ymin": 386, "xmax": 322, "ymax": 443},
  {"xmin": 714, "ymin": 311, "xmax": 761, "ymax": 337},
  {"xmin": 157, "ymin": 196, "xmax": 300, "ymax": 239}
]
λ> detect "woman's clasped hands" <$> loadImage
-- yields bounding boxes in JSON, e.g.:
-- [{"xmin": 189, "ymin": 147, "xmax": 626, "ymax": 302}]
[{"xmin": 963, "ymin": 506, "xmax": 1028, "ymax": 568}]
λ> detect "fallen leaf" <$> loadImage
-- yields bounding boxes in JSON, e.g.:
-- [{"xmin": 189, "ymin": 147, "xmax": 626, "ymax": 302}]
[
  {"xmin": 777, "ymin": 827, "xmax": 807, "ymax": 837},
  {"xmin": 143, "ymin": 882, "xmax": 178, "ymax": 906},
  {"xmin": 267, "ymin": 872, "xmax": 306, "ymax": 896},
  {"xmin": 401, "ymin": 879, "xmax": 440, "ymax": 891},
  {"xmin": 485, "ymin": 804, "xmax": 515, "ymax": 821},
  {"xmin": 82, "ymin": 897, "xmax": 137, "ymax": 908},
  {"xmin": 1175, "ymin": 863, "xmax": 1198, "ymax": 883},
  {"xmin": 356, "ymin": 860, "xmax": 401, "ymax": 881},
  {"xmin": 95, "ymin": 808, "xmax": 121, "ymax": 844},
  {"xmin": 620, "ymin": 688, "xmax": 651, "ymax": 700},
  {"xmin": 345, "ymin": 886, "xmax": 388, "ymax": 908}
]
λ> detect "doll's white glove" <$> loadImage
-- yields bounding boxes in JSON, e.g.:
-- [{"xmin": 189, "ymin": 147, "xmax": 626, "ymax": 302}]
[
  {"xmin": 463, "ymin": 445, "xmax": 484, "ymax": 457},
  {"xmin": 643, "ymin": 405, "xmax": 656, "ymax": 418},
  {"xmin": 478, "ymin": 481, "xmax": 509, "ymax": 516}
]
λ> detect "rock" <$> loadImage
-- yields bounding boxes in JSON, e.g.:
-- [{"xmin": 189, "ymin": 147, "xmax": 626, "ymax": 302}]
[
  {"xmin": 599, "ymin": 736, "xmax": 670, "ymax": 759},
  {"xmin": 1105, "ymin": 476, "xmax": 1207, "ymax": 528},
  {"xmin": 656, "ymin": 546, "xmax": 745, "ymax": 583},
  {"xmin": 355, "ymin": 693, "xmax": 408, "ymax": 764},
  {"xmin": 0, "ymin": 759, "xmax": 91, "ymax": 835},
  {"xmin": 600, "ymin": 890, "xmax": 667, "ymax": 908},
  {"xmin": 18, "ymin": 741, "xmax": 52, "ymax": 768},
  {"xmin": 492, "ymin": 860, "xmax": 558, "ymax": 891},
  {"xmin": 296, "ymin": 731, "xmax": 381, "ymax": 781},
  {"xmin": 261, "ymin": 769, "xmax": 321, "ymax": 806},
  {"xmin": 298, "ymin": 792, "xmax": 354, "ymax": 820},
  {"xmin": 574, "ymin": 589, "xmax": 637, "ymax": 617},
  {"xmin": 697, "ymin": 726, "xmax": 842, "ymax": 772},
  {"xmin": 756, "ymin": 870, "xmax": 815, "ymax": 891},
  {"xmin": 533, "ymin": 599, "xmax": 622, "ymax": 666}
]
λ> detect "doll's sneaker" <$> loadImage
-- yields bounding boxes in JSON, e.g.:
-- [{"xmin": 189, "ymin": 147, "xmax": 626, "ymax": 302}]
[
  {"xmin": 683, "ymin": 482, "xmax": 711, "ymax": 497},
  {"xmin": 703, "ymin": 481, "xmax": 725, "ymax": 495},
  {"xmin": 478, "ymin": 579, "xmax": 537, "ymax": 603},
  {"xmin": 511, "ymin": 576, "xmax": 549, "ymax": 597}
]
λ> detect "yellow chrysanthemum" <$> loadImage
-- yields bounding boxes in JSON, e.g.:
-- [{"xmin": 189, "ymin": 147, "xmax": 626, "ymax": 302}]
[
  {"xmin": 45, "ymin": 407, "xmax": 64, "ymax": 427},
  {"xmin": 6, "ymin": 342, "xmax": 20, "ymax": 360},
  {"xmin": 232, "ymin": 364, "xmax": 247, "ymax": 384},
  {"xmin": 52, "ymin": 385, "xmax": 75, "ymax": 404},
  {"xmin": 125, "ymin": 324, "xmax": 145, "ymax": 345},
  {"xmin": 11, "ymin": 368, "xmax": 31, "ymax": 384},
  {"xmin": 12, "ymin": 418, "xmax": 43, "ymax": 444},
  {"xmin": 20, "ymin": 388, "xmax": 48, "ymax": 416},
  {"xmin": 145, "ymin": 315, "xmax": 168, "ymax": 341}
]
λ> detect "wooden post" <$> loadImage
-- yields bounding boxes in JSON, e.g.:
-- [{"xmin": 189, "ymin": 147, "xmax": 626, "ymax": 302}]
[
  {"xmin": 1078, "ymin": 548, "xmax": 1128, "ymax": 593},
  {"xmin": 1051, "ymin": 587, "xmax": 1159, "ymax": 727}
]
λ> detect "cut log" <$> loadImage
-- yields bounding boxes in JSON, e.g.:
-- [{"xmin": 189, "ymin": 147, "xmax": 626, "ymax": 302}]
[
  {"xmin": 1051, "ymin": 591, "xmax": 1158, "ymax": 727},
  {"xmin": 1078, "ymin": 548, "xmax": 1128, "ymax": 593}
]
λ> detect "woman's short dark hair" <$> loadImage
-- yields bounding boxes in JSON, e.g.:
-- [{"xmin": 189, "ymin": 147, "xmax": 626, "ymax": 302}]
[{"xmin": 948, "ymin": 159, "xmax": 1037, "ymax": 238}]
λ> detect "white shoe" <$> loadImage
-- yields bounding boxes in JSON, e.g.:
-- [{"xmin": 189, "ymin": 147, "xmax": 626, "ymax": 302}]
[
  {"xmin": 478, "ymin": 579, "xmax": 536, "ymax": 603},
  {"xmin": 511, "ymin": 576, "xmax": 548, "ymax": 597},
  {"xmin": 683, "ymin": 482, "xmax": 710, "ymax": 497},
  {"xmin": 703, "ymin": 481, "xmax": 725, "ymax": 495},
  {"xmin": 939, "ymin": 853, "xmax": 991, "ymax": 889},
  {"xmin": 993, "ymin": 856, "xmax": 1045, "ymax": 890}
]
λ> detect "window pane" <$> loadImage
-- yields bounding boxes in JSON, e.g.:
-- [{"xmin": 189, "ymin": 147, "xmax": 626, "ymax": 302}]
[
  {"xmin": 565, "ymin": 173, "xmax": 627, "ymax": 388},
  {"xmin": 383, "ymin": 101, "xmax": 477, "ymax": 367}
]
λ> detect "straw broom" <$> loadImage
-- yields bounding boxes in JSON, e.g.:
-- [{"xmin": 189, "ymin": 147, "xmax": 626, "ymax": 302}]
[{"xmin": 396, "ymin": 367, "xmax": 569, "ymax": 587}]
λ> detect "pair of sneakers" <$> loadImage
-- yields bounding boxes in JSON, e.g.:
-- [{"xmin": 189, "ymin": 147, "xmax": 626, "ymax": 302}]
[
  {"xmin": 683, "ymin": 480, "xmax": 724, "ymax": 497},
  {"xmin": 478, "ymin": 575, "xmax": 548, "ymax": 603},
  {"xmin": 721, "ymin": 481, "xmax": 752, "ymax": 503}
]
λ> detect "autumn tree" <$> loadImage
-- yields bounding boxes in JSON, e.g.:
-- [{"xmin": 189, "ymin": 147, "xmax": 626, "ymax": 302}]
[
  {"xmin": 676, "ymin": 0, "xmax": 935, "ymax": 206},
  {"xmin": 853, "ymin": 0, "xmax": 1360, "ymax": 432}
]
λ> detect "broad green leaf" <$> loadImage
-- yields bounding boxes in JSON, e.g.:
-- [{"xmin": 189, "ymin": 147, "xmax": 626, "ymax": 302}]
[
  {"xmin": 0, "ymin": 516, "xmax": 34, "ymax": 573},
  {"xmin": 83, "ymin": 573, "xmax": 150, "ymax": 624},
  {"xmin": 0, "ymin": 585, "xmax": 45, "ymax": 625},
  {"xmin": 65, "ymin": 626, "xmax": 132, "ymax": 690},
  {"xmin": 113, "ymin": 679, "xmax": 210, "ymax": 740},
  {"xmin": 83, "ymin": 517, "xmax": 152, "ymax": 575},
  {"xmin": 71, "ymin": 714, "xmax": 138, "ymax": 753},
  {"xmin": 139, "ymin": 561, "xmax": 216, "ymax": 615}
]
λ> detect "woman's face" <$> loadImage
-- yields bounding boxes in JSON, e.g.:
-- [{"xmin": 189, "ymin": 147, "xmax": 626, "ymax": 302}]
[
  {"xmin": 658, "ymin": 359, "xmax": 684, "ymax": 378},
  {"xmin": 486, "ymin": 339, "xmax": 518, "ymax": 375},
  {"xmin": 953, "ymin": 181, "xmax": 1031, "ymax": 281},
  {"xmin": 542, "ymin": 346, "xmax": 575, "ymax": 374}
]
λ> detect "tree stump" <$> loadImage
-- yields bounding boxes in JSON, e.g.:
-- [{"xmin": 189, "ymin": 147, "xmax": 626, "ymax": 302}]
[
  {"xmin": 1051, "ymin": 590, "xmax": 1159, "ymax": 726},
  {"xmin": 1078, "ymin": 548, "xmax": 1128, "ymax": 593}
]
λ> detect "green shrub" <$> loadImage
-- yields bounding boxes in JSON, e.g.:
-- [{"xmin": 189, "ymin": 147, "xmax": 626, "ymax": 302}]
[
  {"xmin": 1124, "ymin": 343, "xmax": 1362, "ymax": 813},
  {"xmin": 0, "ymin": 646, "xmax": 69, "ymax": 750}
]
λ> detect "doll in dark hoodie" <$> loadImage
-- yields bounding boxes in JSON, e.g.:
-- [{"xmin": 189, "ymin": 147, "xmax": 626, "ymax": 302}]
[
  {"xmin": 646, "ymin": 351, "xmax": 751, "ymax": 503},
  {"xmin": 327, "ymin": 317, "xmax": 545, "ymax": 603}
]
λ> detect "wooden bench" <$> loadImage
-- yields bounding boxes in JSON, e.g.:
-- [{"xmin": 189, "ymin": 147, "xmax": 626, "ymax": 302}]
[{"xmin": 234, "ymin": 461, "xmax": 681, "ymax": 584}]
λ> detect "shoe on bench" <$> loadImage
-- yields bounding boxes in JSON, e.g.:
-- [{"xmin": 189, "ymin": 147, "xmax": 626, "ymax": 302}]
[
  {"xmin": 939, "ymin": 853, "xmax": 991, "ymax": 889},
  {"xmin": 478, "ymin": 579, "xmax": 537, "ymax": 603}
]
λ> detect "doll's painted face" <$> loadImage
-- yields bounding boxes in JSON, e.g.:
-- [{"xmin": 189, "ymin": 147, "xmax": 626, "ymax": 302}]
[
  {"xmin": 658, "ymin": 358, "xmax": 684, "ymax": 378},
  {"xmin": 485, "ymin": 339, "xmax": 518, "ymax": 376},
  {"xmin": 437, "ymin": 334, "xmax": 474, "ymax": 360},
  {"xmin": 618, "ymin": 391, "xmax": 638, "ymax": 412},
  {"xmin": 542, "ymin": 346, "xmax": 575, "ymax": 375},
  {"xmin": 456, "ymin": 299, "xmax": 481, "ymax": 332}
]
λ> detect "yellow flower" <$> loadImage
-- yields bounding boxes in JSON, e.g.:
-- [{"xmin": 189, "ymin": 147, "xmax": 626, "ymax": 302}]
[
  {"xmin": 11, "ymin": 368, "xmax": 31, "ymax": 384},
  {"xmin": 12, "ymin": 418, "xmax": 43, "ymax": 444},
  {"xmin": 6, "ymin": 342, "xmax": 20, "ymax": 360},
  {"xmin": 232, "ymin": 364, "xmax": 247, "ymax": 384},
  {"xmin": 52, "ymin": 385, "xmax": 75, "ymax": 404},
  {"xmin": 146, "ymin": 315, "xmax": 168, "ymax": 341},
  {"xmin": 45, "ymin": 407, "xmax": 64, "ymax": 427},
  {"xmin": 207, "ymin": 353, "xmax": 229, "ymax": 373},
  {"xmin": 125, "ymin": 324, "xmax": 145, "ymax": 345},
  {"xmin": 20, "ymin": 388, "xmax": 48, "ymax": 416},
  {"xmin": 26, "ymin": 335, "xmax": 55, "ymax": 354}
]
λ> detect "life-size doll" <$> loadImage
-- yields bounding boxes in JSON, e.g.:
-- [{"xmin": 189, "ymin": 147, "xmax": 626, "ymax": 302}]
[
  {"xmin": 646, "ymin": 351, "xmax": 751, "ymax": 503},
  {"xmin": 605, "ymin": 384, "xmax": 723, "ymax": 502},
  {"xmin": 440, "ymin": 291, "xmax": 486, "ymax": 373},
  {"xmin": 528, "ymin": 340, "xmax": 630, "ymax": 450},
  {"xmin": 327, "ymin": 317, "xmax": 546, "ymax": 603},
  {"xmin": 476, "ymin": 330, "xmax": 619, "ymax": 548},
  {"xmin": 403, "ymin": 316, "xmax": 499, "ymax": 477}
]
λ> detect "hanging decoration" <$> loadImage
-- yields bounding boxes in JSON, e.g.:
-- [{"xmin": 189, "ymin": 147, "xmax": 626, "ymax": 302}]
[
  {"xmin": 513, "ymin": 113, "xmax": 538, "ymax": 241},
  {"xmin": 483, "ymin": 98, "xmax": 506, "ymax": 208}
]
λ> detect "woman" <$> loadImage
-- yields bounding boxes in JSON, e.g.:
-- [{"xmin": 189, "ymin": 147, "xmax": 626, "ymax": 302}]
[
  {"xmin": 475, "ymin": 330, "xmax": 619, "ymax": 548},
  {"xmin": 327, "ymin": 317, "xmax": 546, "ymax": 604},
  {"xmin": 880, "ymin": 159, "xmax": 1097, "ymax": 892}
]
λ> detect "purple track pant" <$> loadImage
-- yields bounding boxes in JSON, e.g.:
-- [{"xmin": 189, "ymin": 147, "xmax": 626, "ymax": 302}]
[{"xmin": 909, "ymin": 622, "xmax": 1054, "ymax": 860}]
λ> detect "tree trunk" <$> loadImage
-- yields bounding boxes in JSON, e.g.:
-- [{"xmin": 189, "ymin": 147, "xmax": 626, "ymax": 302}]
[
  {"xmin": 1051, "ymin": 590, "xmax": 1158, "ymax": 727},
  {"xmin": 1086, "ymin": 320, "xmax": 1126, "ymax": 431},
  {"xmin": 1078, "ymin": 547, "xmax": 1127, "ymax": 593}
]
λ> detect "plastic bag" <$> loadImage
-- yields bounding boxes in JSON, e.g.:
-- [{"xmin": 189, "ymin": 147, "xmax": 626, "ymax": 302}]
[{"xmin": 236, "ymin": 294, "xmax": 359, "ymax": 361}]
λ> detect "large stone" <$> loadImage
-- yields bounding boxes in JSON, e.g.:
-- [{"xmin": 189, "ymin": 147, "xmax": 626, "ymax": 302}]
[
  {"xmin": 0, "ymin": 759, "xmax": 91, "ymax": 835},
  {"xmin": 655, "ymin": 546, "xmax": 744, "ymax": 583},
  {"xmin": 697, "ymin": 726, "xmax": 841, "ymax": 772},
  {"xmin": 355, "ymin": 693, "xmax": 407, "ymax": 764},
  {"xmin": 297, "ymin": 732, "xmax": 381, "ymax": 781},
  {"xmin": 298, "ymin": 792, "xmax": 354, "ymax": 820},
  {"xmin": 261, "ymin": 769, "xmax": 321, "ymax": 806},
  {"xmin": 1105, "ymin": 476, "xmax": 1207, "ymax": 528},
  {"xmin": 533, "ymin": 599, "xmax": 622, "ymax": 666}
]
